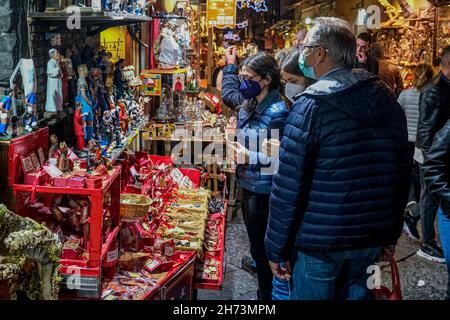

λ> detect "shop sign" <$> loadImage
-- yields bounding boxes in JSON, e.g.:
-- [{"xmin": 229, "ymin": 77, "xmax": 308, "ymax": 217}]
[{"xmin": 206, "ymin": 0, "xmax": 237, "ymax": 29}]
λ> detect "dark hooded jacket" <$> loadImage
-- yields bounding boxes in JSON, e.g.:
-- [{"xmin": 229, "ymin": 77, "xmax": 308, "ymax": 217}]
[
  {"xmin": 265, "ymin": 68, "xmax": 409, "ymax": 262},
  {"xmin": 422, "ymin": 120, "xmax": 450, "ymax": 218}
]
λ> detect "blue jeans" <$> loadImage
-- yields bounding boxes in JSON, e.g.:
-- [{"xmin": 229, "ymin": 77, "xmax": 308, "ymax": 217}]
[
  {"xmin": 290, "ymin": 247, "xmax": 381, "ymax": 300},
  {"xmin": 438, "ymin": 209, "xmax": 450, "ymax": 299}
]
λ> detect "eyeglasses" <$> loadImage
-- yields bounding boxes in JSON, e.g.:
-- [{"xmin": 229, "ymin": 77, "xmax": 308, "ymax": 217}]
[{"xmin": 298, "ymin": 44, "xmax": 328, "ymax": 54}]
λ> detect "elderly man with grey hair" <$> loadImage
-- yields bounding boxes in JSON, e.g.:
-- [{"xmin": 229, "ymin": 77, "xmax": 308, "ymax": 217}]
[{"xmin": 265, "ymin": 17, "xmax": 409, "ymax": 300}]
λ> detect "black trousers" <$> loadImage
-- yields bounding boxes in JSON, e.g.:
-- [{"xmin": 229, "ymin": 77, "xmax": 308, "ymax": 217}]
[
  {"xmin": 419, "ymin": 164, "xmax": 439, "ymax": 245},
  {"xmin": 408, "ymin": 142, "xmax": 421, "ymax": 213},
  {"xmin": 241, "ymin": 188, "xmax": 272, "ymax": 300}
]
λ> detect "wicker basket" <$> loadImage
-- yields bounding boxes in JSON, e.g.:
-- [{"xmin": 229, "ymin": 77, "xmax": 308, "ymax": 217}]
[{"xmin": 120, "ymin": 194, "xmax": 153, "ymax": 219}]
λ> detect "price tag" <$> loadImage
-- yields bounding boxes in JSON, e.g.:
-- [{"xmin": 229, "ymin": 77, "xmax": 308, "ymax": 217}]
[
  {"xmin": 170, "ymin": 168, "xmax": 184, "ymax": 184},
  {"xmin": 180, "ymin": 175, "xmax": 193, "ymax": 189}
]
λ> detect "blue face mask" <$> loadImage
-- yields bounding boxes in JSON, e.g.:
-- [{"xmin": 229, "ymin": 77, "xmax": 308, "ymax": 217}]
[
  {"xmin": 239, "ymin": 79, "xmax": 262, "ymax": 100},
  {"xmin": 298, "ymin": 49, "xmax": 318, "ymax": 80}
]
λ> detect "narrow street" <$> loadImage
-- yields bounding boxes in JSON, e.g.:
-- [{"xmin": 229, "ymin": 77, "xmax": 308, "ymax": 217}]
[{"xmin": 199, "ymin": 214, "xmax": 448, "ymax": 300}]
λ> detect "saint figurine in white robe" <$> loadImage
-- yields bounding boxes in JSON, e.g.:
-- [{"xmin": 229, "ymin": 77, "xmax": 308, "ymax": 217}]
[{"xmin": 45, "ymin": 49, "xmax": 63, "ymax": 113}]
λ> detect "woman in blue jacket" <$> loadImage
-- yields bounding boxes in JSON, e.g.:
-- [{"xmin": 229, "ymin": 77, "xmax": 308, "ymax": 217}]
[{"xmin": 224, "ymin": 51, "xmax": 288, "ymax": 300}]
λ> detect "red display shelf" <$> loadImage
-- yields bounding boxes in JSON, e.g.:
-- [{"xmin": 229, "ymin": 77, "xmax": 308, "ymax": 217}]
[
  {"xmin": 13, "ymin": 167, "xmax": 122, "ymax": 298},
  {"xmin": 194, "ymin": 200, "xmax": 227, "ymax": 291},
  {"xmin": 7, "ymin": 127, "xmax": 49, "ymax": 188}
]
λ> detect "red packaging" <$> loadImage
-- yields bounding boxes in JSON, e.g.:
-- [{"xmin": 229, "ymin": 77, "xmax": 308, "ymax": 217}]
[
  {"xmin": 24, "ymin": 171, "xmax": 49, "ymax": 185},
  {"xmin": 69, "ymin": 176, "xmax": 86, "ymax": 188},
  {"xmin": 158, "ymin": 257, "xmax": 174, "ymax": 272},
  {"xmin": 86, "ymin": 177, "xmax": 103, "ymax": 189},
  {"xmin": 143, "ymin": 259, "xmax": 162, "ymax": 273},
  {"xmin": 53, "ymin": 176, "xmax": 70, "ymax": 187},
  {"xmin": 154, "ymin": 239, "xmax": 175, "ymax": 256}
]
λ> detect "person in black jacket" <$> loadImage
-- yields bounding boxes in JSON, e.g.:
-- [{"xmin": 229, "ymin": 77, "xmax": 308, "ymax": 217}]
[
  {"xmin": 415, "ymin": 46, "xmax": 450, "ymax": 263},
  {"xmin": 422, "ymin": 120, "xmax": 450, "ymax": 300},
  {"xmin": 265, "ymin": 17, "xmax": 409, "ymax": 300}
]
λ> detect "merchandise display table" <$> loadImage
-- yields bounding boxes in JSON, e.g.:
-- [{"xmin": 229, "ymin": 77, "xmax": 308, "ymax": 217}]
[
  {"xmin": 13, "ymin": 167, "xmax": 122, "ymax": 298},
  {"xmin": 100, "ymin": 251, "xmax": 196, "ymax": 300}
]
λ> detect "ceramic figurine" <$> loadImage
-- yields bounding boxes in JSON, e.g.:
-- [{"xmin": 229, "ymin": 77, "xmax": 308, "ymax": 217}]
[
  {"xmin": 57, "ymin": 142, "xmax": 70, "ymax": 173},
  {"xmin": 45, "ymin": 49, "xmax": 64, "ymax": 113},
  {"xmin": 74, "ymin": 102, "xmax": 86, "ymax": 151},
  {"xmin": 91, "ymin": 68, "xmax": 110, "ymax": 112},
  {"xmin": 101, "ymin": 110, "xmax": 114, "ymax": 144},
  {"xmin": 48, "ymin": 134, "xmax": 59, "ymax": 161},
  {"xmin": 118, "ymin": 100, "xmax": 128, "ymax": 132},
  {"xmin": 22, "ymin": 104, "xmax": 37, "ymax": 132},
  {"xmin": 77, "ymin": 65, "xmax": 94, "ymax": 143},
  {"xmin": 87, "ymin": 139, "xmax": 100, "ymax": 171},
  {"xmin": 0, "ymin": 88, "xmax": 13, "ymax": 137}
]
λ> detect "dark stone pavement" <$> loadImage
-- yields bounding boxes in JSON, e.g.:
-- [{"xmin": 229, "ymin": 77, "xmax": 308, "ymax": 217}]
[{"xmin": 198, "ymin": 213, "xmax": 448, "ymax": 300}]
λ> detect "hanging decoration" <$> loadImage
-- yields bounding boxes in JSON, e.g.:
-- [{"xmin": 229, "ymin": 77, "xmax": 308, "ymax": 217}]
[{"xmin": 236, "ymin": 0, "xmax": 268, "ymax": 12}]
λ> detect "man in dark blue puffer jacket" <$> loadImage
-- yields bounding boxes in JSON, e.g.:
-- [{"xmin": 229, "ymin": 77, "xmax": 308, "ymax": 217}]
[{"xmin": 265, "ymin": 18, "xmax": 410, "ymax": 300}]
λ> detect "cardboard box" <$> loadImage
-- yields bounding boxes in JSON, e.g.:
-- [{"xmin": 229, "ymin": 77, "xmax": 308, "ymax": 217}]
[
  {"xmin": 53, "ymin": 176, "xmax": 70, "ymax": 187},
  {"xmin": 69, "ymin": 176, "xmax": 86, "ymax": 188},
  {"xmin": 86, "ymin": 177, "xmax": 103, "ymax": 189},
  {"xmin": 24, "ymin": 171, "xmax": 49, "ymax": 185}
]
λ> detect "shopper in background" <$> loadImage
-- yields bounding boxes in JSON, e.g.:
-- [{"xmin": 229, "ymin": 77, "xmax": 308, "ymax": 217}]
[
  {"xmin": 265, "ymin": 17, "xmax": 409, "ymax": 300},
  {"xmin": 398, "ymin": 64, "xmax": 435, "ymax": 241},
  {"xmin": 415, "ymin": 46, "xmax": 450, "ymax": 263},
  {"xmin": 422, "ymin": 119, "xmax": 450, "ymax": 300},
  {"xmin": 370, "ymin": 43, "xmax": 404, "ymax": 97},
  {"xmin": 280, "ymin": 50, "xmax": 316, "ymax": 105},
  {"xmin": 292, "ymin": 28, "xmax": 308, "ymax": 48},
  {"xmin": 228, "ymin": 51, "xmax": 288, "ymax": 300},
  {"xmin": 355, "ymin": 32, "xmax": 372, "ymax": 70}
]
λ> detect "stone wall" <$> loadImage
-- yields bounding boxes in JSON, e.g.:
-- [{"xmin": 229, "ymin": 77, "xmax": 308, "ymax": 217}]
[
  {"xmin": 0, "ymin": 0, "xmax": 30, "ymax": 89},
  {"xmin": 29, "ymin": 25, "xmax": 99, "ymax": 117},
  {"xmin": 0, "ymin": 0, "xmax": 99, "ymax": 117}
]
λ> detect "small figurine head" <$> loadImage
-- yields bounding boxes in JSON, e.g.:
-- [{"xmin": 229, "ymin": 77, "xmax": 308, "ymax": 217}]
[
  {"xmin": 94, "ymin": 68, "xmax": 103, "ymax": 79},
  {"xmin": 78, "ymin": 64, "xmax": 88, "ymax": 78},
  {"xmin": 5, "ymin": 88, "xmax": 13, "ymax": 97},
  {"xmin": 103, "ymin": 110, "xmax": 111, "ymax": 120},
  {"xmin": 49, "ymin": 49, "xmax": 60, "ymax": 61},
  {"xmin": 50, "ymin": 134, "xmax": 58, "ymax": 146},
  {"xmin": 88, "ymin": 139, "xmax": 97, "ymax": 151},
  {"xmin": 59, "ymin": 142, "xmax": 68, "ymax": 153},
  {"xmin": 76, "ymin": 102, "xmax": 82, "ymax": 110}
]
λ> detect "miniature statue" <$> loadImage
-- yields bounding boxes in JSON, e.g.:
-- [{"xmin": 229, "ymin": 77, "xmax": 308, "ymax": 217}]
[
  {"xmin": 48, "ymin": 134, "xmax": 59, "ymax": 161},
  {"xmin": 114, "ymin": 128, "xmax": 122, "ymax": 146},
  {"xmin": 101, "ymin": 110, "xmax": 114, "ymax": 145},
  {"xmin": 22, "ymin": 104, "xmax": 37, "ymax": 132},
  {"xmin": 74, "ymin": 102, "xmax": 87, "ymax": 151},
  {"xmin": 0, "ymin": 88, "xmax": 14, "ymax": 137},
  {"xmin": 118, "ymin": 100, "xmax": 128, "ymax": 132},
  {"xmin": 57, "ymin": 142, "xmax": 70, "ymax": 173},
  {"xmin": 45, "ymin": 49, "xmax": 64, "ymax": 113},
  {"xmin": 113, "ymin": 59, "xmax": 127, "ymax": 99},
  {"xmin": 87, "ymin": 139, "xmax": 101, "ymax": 171},
  {"xmin": 77, "ymin": 64, "xmax": 94, "ymax": 143}
]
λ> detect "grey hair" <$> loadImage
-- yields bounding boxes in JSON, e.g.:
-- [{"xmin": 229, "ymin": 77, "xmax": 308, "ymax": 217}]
[{"xmin": 308, "ymin": 17, "xmax": 356, "ymax": 68}]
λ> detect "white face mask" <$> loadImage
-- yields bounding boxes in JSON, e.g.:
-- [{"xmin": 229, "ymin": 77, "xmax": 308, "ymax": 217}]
[{"xmin": 285, "ymin": 83, "xmax": 306, "ymax": 103}]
